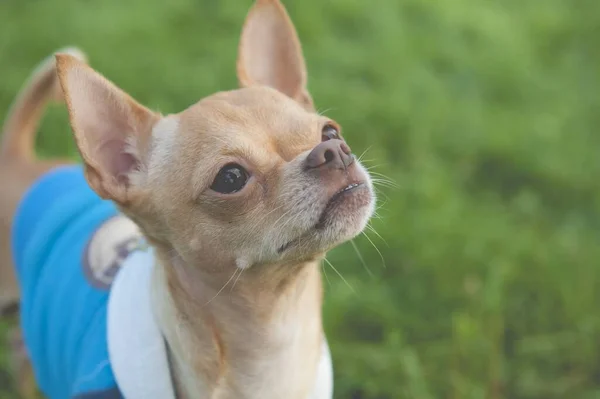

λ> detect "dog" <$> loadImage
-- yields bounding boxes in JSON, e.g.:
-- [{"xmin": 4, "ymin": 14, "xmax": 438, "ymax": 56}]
[{"xmin": 0, "ymin": 0, "xmax": 375, "ymax": 398}]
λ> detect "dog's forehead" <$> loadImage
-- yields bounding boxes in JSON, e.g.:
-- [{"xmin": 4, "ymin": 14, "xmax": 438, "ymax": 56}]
[{"xmin": 177, "ymin": 87, "xmax": 322, "ymax": 157}]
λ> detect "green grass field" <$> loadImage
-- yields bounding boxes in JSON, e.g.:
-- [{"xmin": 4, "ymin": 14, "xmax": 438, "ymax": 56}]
[{"xmin": 1, "ymin": 0, "xmax": 600, "ymax": 398}]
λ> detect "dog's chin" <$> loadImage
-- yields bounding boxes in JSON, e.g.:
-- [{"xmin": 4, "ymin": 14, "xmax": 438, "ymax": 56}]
[{"xmin": 277, "ymin": 183, "xmax": 374, "ymax": 258}]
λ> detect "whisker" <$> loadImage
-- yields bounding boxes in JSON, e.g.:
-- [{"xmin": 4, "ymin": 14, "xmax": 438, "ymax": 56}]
[
  {"xmin": 230, "ymin": 267, "xmax": 244, "ymax": 292},
  {"xmin": 356, "ymin": 146, "xmax": 373, "ymax": 163},
  {"xmin": 373, "ymin": 188, "xmax": 391, "ymax": 203},
  {"xmin": 375, "ymin": 198, "xmax": 389, "ymax": 210},
  {"xmin": 371, "ymin": 210, "xmax": 384, "ymax": 220},
  {"xmin": 363, "ymin": 161, "xmax": 390, "ymax": 169},
  {"xmin": 370, "ymin": 174, "xmax": 399, "ymax": 185},
  {"xmin": 279, "ymin": 210, "xmax": 303, "ymax": 232},
  {"xmin": 362, "ymin": 231, "xmax": 386, "ymax": 269},
  {"xmin": 321, "ymin": 264, "xmax": 332, "ymax": 287},
  {"xmin": 317, "ymin": 107, "xmax": 336, "ymax": 116},
  {"xmin": 369, "ymin": 171, "xmax": 396, "ymax": 178},
  {"xmin": 359, "ymin": 159, "xmax": 378, "ymax": 166},
  {"xmin": 270, "ymin": 208, "xmax": 295, "ymax": 230},
  {"xmin": 371, "ymin": 214, "xmax": 385, "ymax": 222},
  {"xmin": 363, "ymin": 163, "xmax": 384, "ymax": 170},
  {"xmin": 370, "ymin": 178, "xmax": 400, "ymax": 190},
  {"xmin": 366, "ymin": 223, "xmax": 387, "ymax": 246},
  {"xmin": 204, "ymin": 268, "xmax": 239, "ymax": 306},
  {"xmin": 255, "ymin": 205, "xmax": 288, "ymax": 257},
  {"xmin": 259, "ymin": 204, "xmax": 286, "ymax": 221},
  {"xmin": 351, "ymin": 239, "xmax": 373, "ymax": 277},
  {"xmin": 323, "ymin": 258, "xmax": 355, "ymax": 294},
  {"xmin": 371, "ymin": 183, "xmax": 400, "ymax": 192}
]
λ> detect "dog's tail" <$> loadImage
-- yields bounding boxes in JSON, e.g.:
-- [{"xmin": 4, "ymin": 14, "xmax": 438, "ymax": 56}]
[{"xmin": 0, "ymin": 47, "xmax": 87, "ymax": 161}]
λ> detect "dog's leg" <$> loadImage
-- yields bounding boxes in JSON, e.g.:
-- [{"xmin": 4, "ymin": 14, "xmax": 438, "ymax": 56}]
[{"xmin": 0, "ymin": 47, "xmax": 87, "ymax": 396}]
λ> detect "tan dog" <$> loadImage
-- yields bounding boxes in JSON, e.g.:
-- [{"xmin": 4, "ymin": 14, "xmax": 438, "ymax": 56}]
[{"xmin": 1, "ymin": 0, "xmax": 375, "ymax": 398}]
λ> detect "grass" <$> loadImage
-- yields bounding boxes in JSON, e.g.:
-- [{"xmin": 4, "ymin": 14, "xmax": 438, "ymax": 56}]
[{"xmin": 1, "ymin": 0, "xmax": 600, "ymax": 398}]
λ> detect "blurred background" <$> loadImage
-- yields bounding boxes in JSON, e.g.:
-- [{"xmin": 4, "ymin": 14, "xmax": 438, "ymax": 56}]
[{"xmin": 1, "ymin": 0, "xmax": 600, "ymax": 398}]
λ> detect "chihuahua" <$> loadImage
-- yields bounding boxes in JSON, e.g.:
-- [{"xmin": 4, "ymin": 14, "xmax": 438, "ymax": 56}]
[{"xmin": 0, "ymin": 0, "xmax": 375, "ymax": 398}]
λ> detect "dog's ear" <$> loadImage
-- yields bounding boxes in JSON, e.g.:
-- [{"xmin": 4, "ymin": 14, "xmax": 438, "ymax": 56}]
[
  {"xmin": 237, "ymin": 0, "xmax": 314, "ymax": 111},
  {"xmin": 56, "ymin": 54, "xmax": 159, "ymax": 205}
]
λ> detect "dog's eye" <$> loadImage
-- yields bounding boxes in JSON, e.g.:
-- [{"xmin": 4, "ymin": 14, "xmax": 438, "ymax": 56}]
[
  {"xmin": 321, "ymin": 124, "xmax": 340, "ymax": 141},
  {"xmin": 210, "ymin": 163, "xmax": 249, "ymax": 194}
]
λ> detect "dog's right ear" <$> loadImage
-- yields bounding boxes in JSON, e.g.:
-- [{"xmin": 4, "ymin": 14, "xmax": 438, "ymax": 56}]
[{"xmin": 56, "ymin": 54, "xmax": 159, "ymax": 205}]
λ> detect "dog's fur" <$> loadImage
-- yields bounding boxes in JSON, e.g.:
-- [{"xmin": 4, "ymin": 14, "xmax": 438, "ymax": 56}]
[{"xmin": 0, "ymin": 1, "xmax": 374, "ymax": 398}]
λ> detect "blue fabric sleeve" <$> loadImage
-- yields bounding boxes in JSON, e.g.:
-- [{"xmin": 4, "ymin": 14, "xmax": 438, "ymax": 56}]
[
  {"xmin": 72, "ymin": 387, "xmax": 123, "ymax": 399},
  {"xmin": 12, "ymin": 165, "xmax": 121, "ymax": 399}
]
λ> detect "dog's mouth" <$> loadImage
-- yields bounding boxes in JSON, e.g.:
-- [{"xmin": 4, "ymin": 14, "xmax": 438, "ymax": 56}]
[
  {"xmin": 315, "ymin": 182, "xmax": 365, "ymax": 229},
  {"xmin": 277, "ymin": 181, "xmax": 369, "ymax": 253}
]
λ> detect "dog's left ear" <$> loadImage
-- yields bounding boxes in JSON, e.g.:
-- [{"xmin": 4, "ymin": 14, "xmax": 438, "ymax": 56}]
[{"xmin": 237, "ymin": 0, "xmax": 314, "ymax": 111}]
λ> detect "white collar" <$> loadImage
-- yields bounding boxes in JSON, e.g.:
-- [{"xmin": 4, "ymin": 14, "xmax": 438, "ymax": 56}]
[
  {"xmin": 107, "ymin": 249, "xmax": 177, "ymax": 399},
  {"xmin": 107, "ymin": 249, "xmax": 333, "ymax": 399}
]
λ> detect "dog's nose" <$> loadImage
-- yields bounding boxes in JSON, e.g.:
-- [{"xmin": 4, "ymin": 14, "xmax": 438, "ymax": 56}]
[{"xmin": 305, "ymin": 139, "xmax": 354, "ymax": 170}]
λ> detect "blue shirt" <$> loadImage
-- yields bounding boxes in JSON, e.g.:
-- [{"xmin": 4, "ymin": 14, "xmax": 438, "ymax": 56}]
[{"xmin": 12, "ymin": 165, "xmax": 131, "ymax": 399}]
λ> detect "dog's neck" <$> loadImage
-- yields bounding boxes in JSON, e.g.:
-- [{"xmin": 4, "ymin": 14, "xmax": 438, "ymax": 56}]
[{"xmin": 151, "ymin": 250, "xmax": 324, "ymax": 399}]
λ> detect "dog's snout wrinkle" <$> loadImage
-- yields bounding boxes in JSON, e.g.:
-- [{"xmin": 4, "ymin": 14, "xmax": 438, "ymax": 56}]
[{"xmin": 305, "ymin": 139, "xmax": 354, "ymax": 171}]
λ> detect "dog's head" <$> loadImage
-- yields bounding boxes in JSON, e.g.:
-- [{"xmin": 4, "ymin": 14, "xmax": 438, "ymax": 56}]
[{"xmin": 57, "ymin": 0, "xmax": 374, "ymax": 274}]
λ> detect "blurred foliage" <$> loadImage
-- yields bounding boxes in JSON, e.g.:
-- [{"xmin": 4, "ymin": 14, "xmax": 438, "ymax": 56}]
[{"xmin": 1, "ymin": 0, "xmax": 600, "ymax": 398}]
